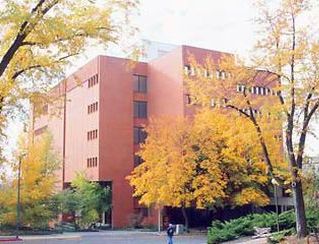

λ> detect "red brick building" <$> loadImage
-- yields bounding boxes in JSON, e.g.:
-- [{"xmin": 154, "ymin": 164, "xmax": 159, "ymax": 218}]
[{"xmin": 33, "ymin": 43, "xmax": 281, "ymax": 228}]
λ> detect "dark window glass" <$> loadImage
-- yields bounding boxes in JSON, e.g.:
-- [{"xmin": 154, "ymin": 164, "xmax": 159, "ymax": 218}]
[
  {"xmin": 134, "ymin": 127, "xmax": 147, "ymax": 144},
  {"xmin": 134, "ymin": 101, "xmax": 147, "ymax": 118},
  {"xmin": 134, "ymin": 155, "xmax": 144, "ymax": 167},
  {"xmin": 185, "ymin": 94, "xmax": 191, "ymax": 104},
  {"xmin": 133, "ymin": 75, "xmax": 147, "ymax": 93},
  {"xmin": 139, "ymin": 76, "xmax": 147, "ymax": 92}
]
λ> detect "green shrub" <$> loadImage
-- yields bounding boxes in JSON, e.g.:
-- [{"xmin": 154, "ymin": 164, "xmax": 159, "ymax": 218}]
[
  {"xmin": 267, "ymin": 229, "xmax": 294, "ymax": 244},
  {"xmin": 306, "ymin": 208, "xmax": 319, "ymax": 231},
  {"xmin": 208, "ymin": 208, "xmax": 319, "ymax": 244},
  {"xmin": 208, "ymin": 212, "xmax": 276, "ymax": 243}
]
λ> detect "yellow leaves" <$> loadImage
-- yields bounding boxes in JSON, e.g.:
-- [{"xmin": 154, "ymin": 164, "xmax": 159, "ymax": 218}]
[
  {"xmin": 0, "ymin": 0, "xmax": 138, "ymax": 141},
  {"xmin": 128, "ymin": 109, "xmax": 287, "ymax": 210},
  {"xmin": 233, "ymin": 187, "xmax": 270, "ymax": 206},
  {"xmin": 0, "ymin": 131, "xmax": 60, "ymax": 220}
]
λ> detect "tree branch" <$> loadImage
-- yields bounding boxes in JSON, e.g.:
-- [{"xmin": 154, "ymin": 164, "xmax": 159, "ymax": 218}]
[
  {"xmin": 0, "ymin": 0, "xmax": 60, "ymax": 77},
  {"xmin": 11, "ymin": 52, "xmax": 80, "ymax": 80}
]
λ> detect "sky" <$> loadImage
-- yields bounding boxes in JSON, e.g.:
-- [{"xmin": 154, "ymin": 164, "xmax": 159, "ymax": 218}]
[
  {"xmin": 5, "ymin": 0, "xmax": 319, "ymax": 159},
  {"xmin": 135, "ymin": 0, "xmax": 256, "ymax": 57}
]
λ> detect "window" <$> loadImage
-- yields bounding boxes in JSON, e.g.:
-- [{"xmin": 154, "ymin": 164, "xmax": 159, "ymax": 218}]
[
  {"xmin": 134, "ymin": 101, "xmax": 147, "ymax": 118},
  {"xmin": 87, "ymin": 129, "xmax": 98, "ymax": 140},
  {"xmin": 87, "ymin": 157, "xmax": 98, "ymax": 168},
  {"xmin": 88, "ymin": 102, "xmax": 98, "ymax": 114},
  {"xmin": 87, "ymin": 74, "xmax": 99, "ymax": 88},
  {"xmin": 221, "ymin": 71, "xmax": 226, "ymax": 80},
  {"xmin": 184, "ymin": 65, "xmax": 191, "ymax": 75},
  {"xmin": 134, "ymin": 127, "xmax": 147, "ymax": 144},
  {"xmin": 133, "ymin": 75, "xmax": 147, "ymax": 93},
  {"xmin": 236, "ymin": 84, "xmax": 246, "ymax": 93},
  {"xmin": 216, "ymin": 70, "xmax": 221, "ymax": 79},
  {"xmin": 185, "ymin": 94, "xmax": 192, "ymax": 104},
  {"xmin": 211, "ymin": 98, "xmax": 216, "ymax": 107},
  {"xmin": 134, "ymin": 155, "xmax": 144, "ymax": 167},
  {"xmin": 266, "ymin": 88, "xmax": 271, "ymax": 95}
]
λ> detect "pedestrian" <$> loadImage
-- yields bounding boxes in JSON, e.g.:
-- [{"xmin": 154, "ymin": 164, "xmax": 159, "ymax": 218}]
[{"xmin": 167, "ymin": 223, "xmax": 175, "ymax": 244}]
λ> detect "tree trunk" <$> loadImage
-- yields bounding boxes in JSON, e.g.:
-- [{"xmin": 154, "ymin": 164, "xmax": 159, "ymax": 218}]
[
  {"xmin": 286, "ymin": 120, "xmax": 308, "ymax": 238},
  {"xmin": 292, "ymin": 180, "xmax": 307, "ymax": 238},
  {"xmin": 181, "ymin": 207, "xmax": 189, "ymax": 232}
]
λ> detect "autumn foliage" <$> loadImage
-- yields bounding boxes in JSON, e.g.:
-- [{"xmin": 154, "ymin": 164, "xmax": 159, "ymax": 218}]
[
  {"xmin": 184, "ymin": 0, "xmax": 319, "ymax": 237},
  {"xmin": 0, "ymin": 0, "xmax": 137, "ymax": 158},
  {"xmin": 0, "ymin": 133, "xmax": 60, "ymax": 227},
  {"xmin": 128, "ymin": 109, "xmax": 287, "ymax": 210}
]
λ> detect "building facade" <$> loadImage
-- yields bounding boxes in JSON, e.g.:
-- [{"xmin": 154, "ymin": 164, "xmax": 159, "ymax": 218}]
[{"xmin": 33, "ymin": 44, "xmax": 280, "ymax": 228}]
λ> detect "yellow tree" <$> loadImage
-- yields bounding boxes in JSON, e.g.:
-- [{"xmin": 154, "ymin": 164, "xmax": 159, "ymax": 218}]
[
  {"xmin": 193, "ymin": 109, "xmax": 286, "ymax": 207},
  {"xmin": 128, "ymin": 117, "xmax": 202, "ymax": 229},
  {"xmin": 0, "ymin": 0, "xmax": 137, "ymax": 156},
  {"xmin": 0, "ymin": 132, "xmax": 60, "ymax": 227},
  {"xmin": 127, "ymin": 110, "xmax": 285, "ymax": 229},
  {"xmin": 186, "ymin": 0, "xmax": 319, "ymax": 237}
]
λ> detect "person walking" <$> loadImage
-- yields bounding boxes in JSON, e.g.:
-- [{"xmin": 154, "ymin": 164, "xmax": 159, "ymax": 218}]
[{"xmin": 167, "ymin": 223, "xmax": 175, "ymax": 244}]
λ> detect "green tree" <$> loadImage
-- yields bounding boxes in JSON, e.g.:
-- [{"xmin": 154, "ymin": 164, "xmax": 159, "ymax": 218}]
[{"xmin": 53, "ymin": 173, "xmax": 111, "ymax": 229}]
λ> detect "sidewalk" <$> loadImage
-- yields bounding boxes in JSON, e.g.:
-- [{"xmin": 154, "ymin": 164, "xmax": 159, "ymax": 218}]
[
  {"xmin": 21, "ymin": 233, "xmax": 80, "ymax": 241},
  {"xmin": 0, "ymin": 233, "xmax": 80, "ymax": 243}
]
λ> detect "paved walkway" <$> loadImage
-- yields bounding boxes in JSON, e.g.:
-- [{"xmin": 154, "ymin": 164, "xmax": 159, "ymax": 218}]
[{"xmin": 13, "ymin": 231, "xmax": 207, "ymax": 244}]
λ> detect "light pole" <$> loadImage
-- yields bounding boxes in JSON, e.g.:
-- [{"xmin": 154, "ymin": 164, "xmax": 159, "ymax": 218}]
[
  {"xmin": 271, "ymin": 178, "xmax": 280, "ymax": 232},
  {"xmin": 158, "ymin": 206, "xmax": 162, "ymax": 233},
  {"xmin": 16, "ymin": 154, "xmax": 25, "ymax": 239}
]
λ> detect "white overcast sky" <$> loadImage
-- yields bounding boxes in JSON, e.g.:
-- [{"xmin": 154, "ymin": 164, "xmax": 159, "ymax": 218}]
[
  {"xmin": 135, "ymin": 0, "xmax": 256, "ymax": 56},
  {"xmin": 5, "ymin": 0, "xmax": 319, "ymax": 158}
]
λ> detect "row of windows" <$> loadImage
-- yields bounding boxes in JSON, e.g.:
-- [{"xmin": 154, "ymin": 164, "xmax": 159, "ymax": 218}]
[
  {"xmin": 87, "ymin": 157, "xmax": 98, "ymax": 168},
  {"xmin": 133, "ymin": 75, "xmax": 147, "ymax": 93},
  {"xmin": 210, "ymin": 97, "xmax": 262, "ymax": 117},
  {"xmin": 236, "ymin": 84, "xmax": 277, "ymax": 96},
  {"xmin": 87, "ymin": 74, "xmax": 98, "ymax": 88},
  {"xmin": 240, "ymin": 108, "xmax": 262, "ymax": 116},
  {"xmin": 184, "ymin": 65, "xmax": 230, "ymax": 80},
  {"xmin": 87, "ymin": 129, "xmax": 98, "ymax": 140},
  {"xmin": 88, "ymin": 102, "xmax": 98, "ymax": 114},
  {"xmin": 34, "ymin": 125, "xmax": 48, "ymax": 136},
  {"xmin": 134, "ymin": 101, "xmax": 147, "ymax": 118},
  {"xmin": 134, "ymin": 127, "xmax": 147, "ymax": 144},
  {"xmin": 211, "ymin": 98, "xmax": 229, "ymax": 108}
]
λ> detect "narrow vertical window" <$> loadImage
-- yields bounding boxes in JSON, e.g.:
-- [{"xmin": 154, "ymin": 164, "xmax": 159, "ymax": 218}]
[
  {"xmin": 133, "ymin": 75, "xmax": 147, "ymax": 93},
  {"xmin": 134, "ymin": 127, "xmax": 147, "ymax": 144},
  {"xmin": 134, "ymin": 101, "xmax": 147, "ymax": 118}
]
